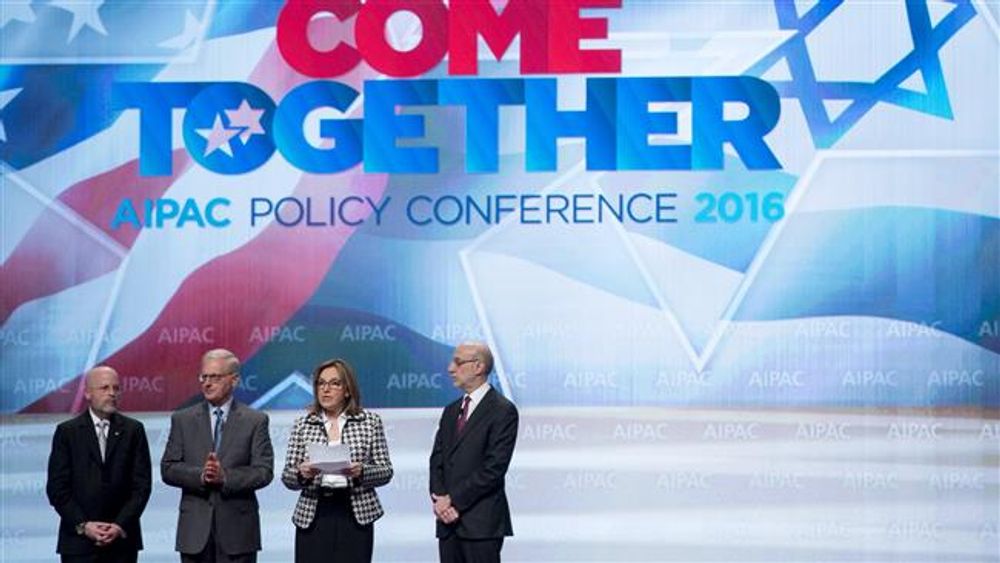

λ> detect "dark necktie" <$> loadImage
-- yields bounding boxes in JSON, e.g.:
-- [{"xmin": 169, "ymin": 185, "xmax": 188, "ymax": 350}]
[
  {"xmin": 213, "ymin": 408, "xmax": 224, "ymax": 452},
  {"xmin": 456, "ymin": 396, "xmax": 471, "ymax": 434}
]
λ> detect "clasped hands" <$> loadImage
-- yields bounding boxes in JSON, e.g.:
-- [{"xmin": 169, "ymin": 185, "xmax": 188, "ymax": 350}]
[
  {"xmin": 83, "ymin": 521, "xmax": 125, "ymax": 547},
  {"xmin": 201, "ymin": 451, "xmax": 226, "ymax": 485},
  {"xmin": 431, "ymin": 493, "xmax": 460, "ymax": 524}
]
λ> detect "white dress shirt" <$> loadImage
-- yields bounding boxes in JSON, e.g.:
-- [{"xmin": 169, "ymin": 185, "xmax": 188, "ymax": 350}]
[
  {"xmin": 463, "ymin": 382, "xmax": 491, "ymax": 421},
  {"xmin": 320, "ymin": 411, "xmax": 349, "ymax": 488},
  {"xmin": 207, "ymin": 397, "xmax": 233, "ymax": 423}
]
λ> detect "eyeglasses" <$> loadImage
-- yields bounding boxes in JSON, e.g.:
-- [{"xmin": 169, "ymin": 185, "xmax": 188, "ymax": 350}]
[
  {"xmin": 451, "ymin": 357, "xmax": 479, "ymax": 367},
  {"xmin": 198, "ymin": 372, "xmax": 234, "ymax": 383},
  {"xmin": 316, "ymin": 379, "xmax": 345, "ymax": 390}
]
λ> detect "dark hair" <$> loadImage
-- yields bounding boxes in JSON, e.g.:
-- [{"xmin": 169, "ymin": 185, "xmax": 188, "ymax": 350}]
[{"xmin": 308, "ymin": 358, "xmax": 363, "ymax": 416}]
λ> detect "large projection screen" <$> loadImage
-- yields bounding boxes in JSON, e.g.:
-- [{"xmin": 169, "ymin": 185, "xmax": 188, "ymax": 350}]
[{"xmin": 1, "ymin": 1, "xmax": 997, "ymax": 561}]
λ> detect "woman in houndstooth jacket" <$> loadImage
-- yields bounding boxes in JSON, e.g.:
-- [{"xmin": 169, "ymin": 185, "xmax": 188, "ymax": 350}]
[{"xmin": 281, "ymin": 358, "xmax": 393, "ymax": 563}]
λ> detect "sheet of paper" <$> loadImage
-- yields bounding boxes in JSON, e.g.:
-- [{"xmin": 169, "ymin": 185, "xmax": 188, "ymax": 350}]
[{"xmin": 306, "ymin": 442, "xmax": 352, "ymax": 473}]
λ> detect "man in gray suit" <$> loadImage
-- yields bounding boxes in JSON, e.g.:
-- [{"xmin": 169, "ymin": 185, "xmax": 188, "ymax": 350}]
[{"xmin": 162, "ymin": 349, "xmax": 274, "ymax": 563}]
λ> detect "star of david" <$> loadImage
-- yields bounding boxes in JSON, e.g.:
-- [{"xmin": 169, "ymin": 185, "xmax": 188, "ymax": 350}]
[{"xmin": 749, "ymin": 0, "xmax": 977, "ymax": 148}]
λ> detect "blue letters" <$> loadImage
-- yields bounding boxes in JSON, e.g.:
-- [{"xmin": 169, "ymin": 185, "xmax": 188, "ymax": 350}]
[
  {"xmin": 116, "ymin": 76, "xmax": 781, "ymax": 176},
  {"xmin": 110, "ymin": 198, "xmax": 231, "ymax": 229}
]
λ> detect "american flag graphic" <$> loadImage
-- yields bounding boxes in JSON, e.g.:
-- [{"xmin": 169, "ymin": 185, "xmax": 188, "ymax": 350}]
[{"xmin": 0, "ymin": 1, "xmax": 406, "ymax": 413}]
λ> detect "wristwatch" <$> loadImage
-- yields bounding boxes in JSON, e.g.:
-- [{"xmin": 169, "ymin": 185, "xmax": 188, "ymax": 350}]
[{"xmin": 75, "ymin": 522, "xmax": 87, "ymax": 536}]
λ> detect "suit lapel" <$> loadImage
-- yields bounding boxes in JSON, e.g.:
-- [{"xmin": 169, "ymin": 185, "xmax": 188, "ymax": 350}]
[
  {"xmin": 449, "ymin": 389, "xmax": 496, "ymax": 453},
  {"xmin": 440, "ymin": 400, "xmax": 460, "ymax": 447},
  {"xmin": 305, "ymin": 412, "xmax": 325, "ymax": 437},
  {"xmin": 218, "ymin": 400, "xmax": 240, "ymax": 456},
  {"xmin": 342, "ymin": 412, "xmax": 367, "ymax": 460},
  {"xmin": 196, "ymin": 402, "xmax": 213, "ymax": 456},
  {"xmin": 75, "ymin": 412, "xmax": 104, "ymax": 465},
  {"xmin": 340, "ymin": 413, "xmax": 355, "ymax": 440},
  {"xmin": 103, "ymin": 412, "xmax": 125, "ymax": 462}
]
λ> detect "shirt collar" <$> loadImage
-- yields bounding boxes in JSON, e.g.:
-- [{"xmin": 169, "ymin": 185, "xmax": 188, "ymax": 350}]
[
  {"xmin": 208, "ymin": 397, "xmax": 234, "ymax": 420},
  {"xmin": 466, "ymin": 382, "xmax": 491, "ymax": 405},
  {"xmin": 320, "ymin": 410, "xmax": 348, "ymax": 424},
  {"xmin": 88, "ymin": 408, "xmax": 110, "ymax": 427}
]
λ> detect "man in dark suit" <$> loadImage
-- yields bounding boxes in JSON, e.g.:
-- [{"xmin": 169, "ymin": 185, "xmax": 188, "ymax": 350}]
[
  {"xmin": 161, "ymin": 348, "xmax": 274, "ymax": 563},
  {"xmin": 46, "ymin": 366, "xmax": 152, "ymax": 563},
  {"xmin": 429, "ymin": 342, "xmax": 519, "ymax": 563}
]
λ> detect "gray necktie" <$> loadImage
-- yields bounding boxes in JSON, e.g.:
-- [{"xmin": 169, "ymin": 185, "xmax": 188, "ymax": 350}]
[
  {"xmin": 97, "ymin": 420, "xmax": 109, "ymax": 461},
  {"xmin": 213, "ymin": 408, "xmax": 224, "ymax": 452}
]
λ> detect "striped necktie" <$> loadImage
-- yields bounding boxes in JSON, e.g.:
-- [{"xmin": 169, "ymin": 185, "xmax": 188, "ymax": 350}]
[
  {"xmin": 213, "ymin": 408, "xmax": 224, "ymax": 452},
  {"xmin": 97, "ymin": 420, "xmax": 109, "ymax": 461},
  {"xmin": 456, "ymin": 396, "xmax": 471, "ymax": 434}
]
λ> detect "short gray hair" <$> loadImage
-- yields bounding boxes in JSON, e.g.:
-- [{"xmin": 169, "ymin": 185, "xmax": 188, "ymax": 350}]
[{"xmin": 201, "ymin": 348, "xmax": 241, "ymax": 375}]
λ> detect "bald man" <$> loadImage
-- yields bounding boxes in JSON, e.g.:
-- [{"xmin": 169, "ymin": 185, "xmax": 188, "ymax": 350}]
[
  {"xmin": 430, "ymin": 342, "xmax": 519, "ymax": 563},
  {"xmin": 46, "ymin": 366, "xmax": 152, "ymax": 563}
]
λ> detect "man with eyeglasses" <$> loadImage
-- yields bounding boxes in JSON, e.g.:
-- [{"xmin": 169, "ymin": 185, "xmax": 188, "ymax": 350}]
[
  {"xmin": 429, "ymin": 342, "xmax": 519, "ymax": 563},
  {"xmin": 46, "ymin": 366, "xmax": 152, "ymax": 563},
  {"xmin": 161, "ymin": 348, "xmax": 274, "ymax": 563}
]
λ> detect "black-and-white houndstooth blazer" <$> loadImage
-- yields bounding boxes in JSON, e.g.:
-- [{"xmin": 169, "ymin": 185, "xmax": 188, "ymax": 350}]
[{"xmin": 281, "ymin": 410, "xmax": 393, "ymax": 527}]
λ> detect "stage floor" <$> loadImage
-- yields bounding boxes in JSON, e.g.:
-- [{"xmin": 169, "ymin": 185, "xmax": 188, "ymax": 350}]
[{"xmin": 2, "ymin": 408, "xmax": 997, "ymax": 562}]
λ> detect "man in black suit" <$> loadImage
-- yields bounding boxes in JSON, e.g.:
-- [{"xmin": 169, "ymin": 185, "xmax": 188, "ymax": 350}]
[
  {"xmin": 161, "ymin": 348, "xmax": 274, "ymax": 563},
  {"xmin": 429, "ymin": 342, "xmax": 519, "ymax": 563},
  {"xmin": 46, "ymin": 366, "xmax": 152, "ymax": 563}
]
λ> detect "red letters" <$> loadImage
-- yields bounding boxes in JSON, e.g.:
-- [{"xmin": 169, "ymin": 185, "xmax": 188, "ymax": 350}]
[
  {"xmin": 277, "ymin": 0, "xmax": 621, "ymax": 78},
  {"xmin": 547, "ymin": 0, "xmax": 621, "ymax": 73},
  {"xmin": 277, "ymin": 0, "xmax": 362, "ymax": 78},
  {"xmin": 356, "ymin": 0, "xmax": 448, "ymax": 77},
  {"xmin": 447, "ymin": 0, "xmax": 548, "ymax": 75}
]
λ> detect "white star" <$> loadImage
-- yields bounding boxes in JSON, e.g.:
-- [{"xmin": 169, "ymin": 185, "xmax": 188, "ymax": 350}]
[
  {"xmin": 224, "ymin": 100, "xmax": 266, "ymax": 144},
  {"xmin": 195, "ymin": 114, "xmax": 241, "ymax": 157},
  {"xmin": 50, "ymin": 0, "xmax": 108, "ymax": 43},
  {"xmin": 158, "ymin": 10, "xmax": 206, "ymax": 51},
  {"xmin": 0, "ymin": 88, "xmax": 23, "ymax": 143},
  {"xmin": 1, "ymin": 0, "xmax": 36, "ymax": 28}
]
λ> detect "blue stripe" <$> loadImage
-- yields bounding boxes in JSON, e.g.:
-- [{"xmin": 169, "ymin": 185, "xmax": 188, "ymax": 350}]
[{"xmin": 735, "ymin": 206, "xmax": 999, "ymax": 351}]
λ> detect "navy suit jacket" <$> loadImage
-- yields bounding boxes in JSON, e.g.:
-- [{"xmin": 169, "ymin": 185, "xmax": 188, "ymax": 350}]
[
  {"xmin": 430, "ymin": 387, "xmax": 519, "ymax": 539},
  {"xmin": 46, "ymin": 411, "xmax": 152, "ymax": 555}
]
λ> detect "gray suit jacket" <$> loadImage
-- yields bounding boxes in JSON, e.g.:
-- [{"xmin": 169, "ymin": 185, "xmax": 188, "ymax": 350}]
[{"xmin": 161, "ymin": 400, "xmax": 274, "ymax": 555}]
